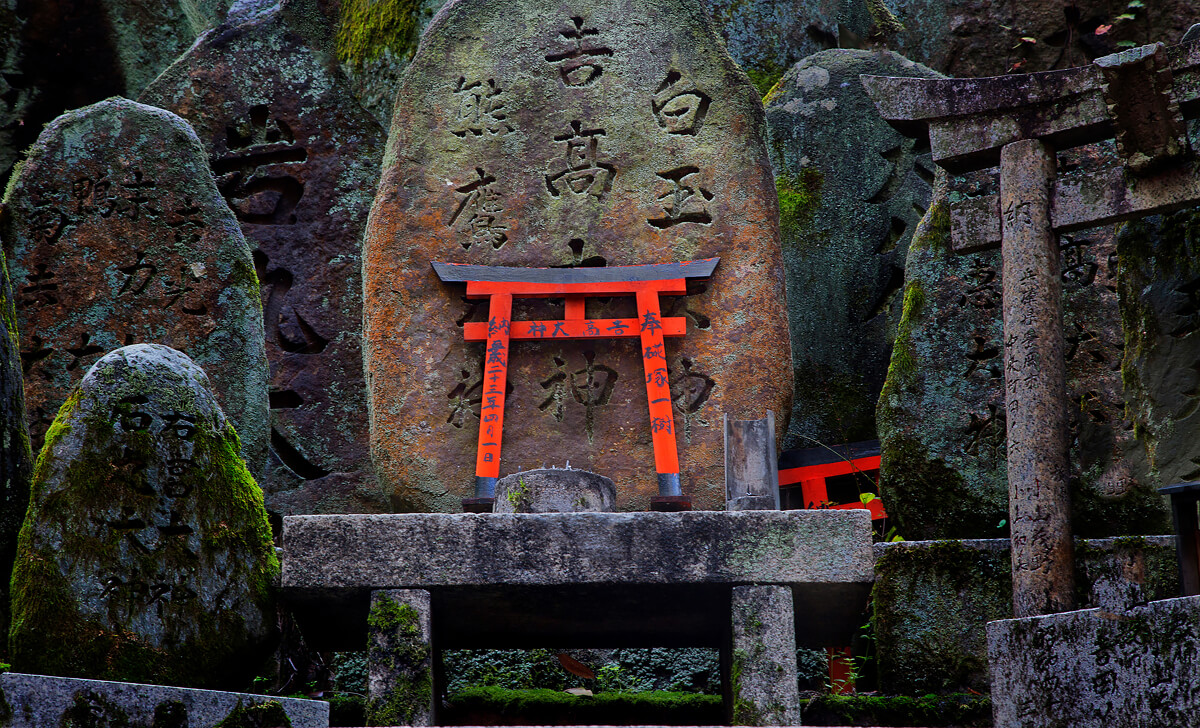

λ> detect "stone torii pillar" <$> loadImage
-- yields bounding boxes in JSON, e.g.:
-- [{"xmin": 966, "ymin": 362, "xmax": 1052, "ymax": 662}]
[{"xmin": 862, "ymin": 39, "xmax": 1200, "ymax": 616}]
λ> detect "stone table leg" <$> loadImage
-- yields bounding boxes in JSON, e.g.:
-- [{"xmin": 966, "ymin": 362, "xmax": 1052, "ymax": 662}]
[
  {"xmin": 999, "ymin": 138, "xmax": 1075, "ymax": 617},
  {"xmin": 368, "ymin": 589, "xmax": 435, "ymax": 726},
  {"xmin": 727, "ymin": 585, "xmax": 801, "ymax": 726}
]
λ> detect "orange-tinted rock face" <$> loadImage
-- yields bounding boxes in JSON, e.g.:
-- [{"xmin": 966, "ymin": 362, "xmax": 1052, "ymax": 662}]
[
  {"xmin": 364, "ymin": 0, "xmax": 792, "ymax": 512},
  {"xmin": 1, "ymin": 98, "xmax": 268, "ymax": 473},
  {"xmin": 141, "ymin": 8, "xmax": 387, "ymax": 516}
]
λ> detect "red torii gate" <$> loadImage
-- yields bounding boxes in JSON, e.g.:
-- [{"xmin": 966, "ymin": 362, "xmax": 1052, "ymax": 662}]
[{"xmin": 433, "ymin": 258, "xmax": 719, "ymax": 512}]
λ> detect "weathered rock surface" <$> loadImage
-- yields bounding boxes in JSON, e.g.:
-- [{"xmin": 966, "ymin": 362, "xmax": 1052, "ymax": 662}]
[
  {"xmin": 9, "ymin": 345, "xmax": 278, "ymax": 689},
  {"xmin": 987, "ymin": 596, "xmax": 1200, "ymax": 728},
  {"xmin": 367, "ymin": 589, "xmax": 435, "ymax": 727},
  {"xmin": 0, "ymin": 243, "xmax": 32, "ymax": 651},
  {"xmin": 877, "ymin": 171, "xmax": 1167, "ymax": 539},
  {"xmin": 363, "ymin": 0, "xmax": 793, "ymax": 512},
  {"xmin": 765, "ymin": 49, "xmax": 940, "ymax": 449},
  {"xmin": 0, "ymin": 672, "xmax": 328, "ymax": 728},
  {"xmin": 729, "ymin": 585, "xmax": 801, "ymax": 726},
  {"xmin": 872, "ymin": 536, "xmax": 1179, "ymax": 695},
  {"xmin": 142, "ymin": 4, "xmax": 386, "ymax": 516},
  {"xmin": 0, "ymin": 97, "xmax": 268, "ymax": 474},
  {"xmin": 494, "ymin": 468, "xmax": 616, "ymax": 513},
  {"xmin": 1117, "ymin": 207, "xmax": 1200, "ymax": 488}
]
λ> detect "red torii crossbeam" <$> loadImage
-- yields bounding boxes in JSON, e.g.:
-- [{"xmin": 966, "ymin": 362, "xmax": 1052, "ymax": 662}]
[{"xmin": 433, "ymin": 258, "xmax": 719, "ymax": 512}]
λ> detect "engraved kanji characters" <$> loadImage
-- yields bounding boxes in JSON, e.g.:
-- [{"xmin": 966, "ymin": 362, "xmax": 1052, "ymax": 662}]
[
  {"xmin": 544, "ymin": 15, "xmax": 613, "ymax": 87},
  {"xmin": 648, "ymin": 166, "xmax": 713, "ymax": 228},
  {"xmin": 451, "ymin": 77, "xmax": 514, "ymax": 137},
  {"xmin": 545, "ymin": 121, "xmax": 615, "ymax": 199},
  {"xmin": 214, "ymin": 104, "xmax": 306, "ymax": 225},
  {"xmin": 448, "ymin": 167, "xmax": 508, "ymax": 250},
  {"xmin": 19, "ymin": 264, "xmax": 59, "ymax": 307},
  {"xmin": 652, "ymin": 71, "xmax": 711, "ymax": 135}
]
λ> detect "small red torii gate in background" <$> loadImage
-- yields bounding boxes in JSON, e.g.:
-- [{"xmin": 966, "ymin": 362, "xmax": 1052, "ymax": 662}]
[{"xmin": 433, "ymin": 258, "xmax": 719, "ymax": 512}]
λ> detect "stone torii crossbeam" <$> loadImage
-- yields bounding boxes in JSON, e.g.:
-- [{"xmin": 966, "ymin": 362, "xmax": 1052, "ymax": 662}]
[{"xmin": 862, "ymin": 39, "xmax": 1200, "ymax": 617}]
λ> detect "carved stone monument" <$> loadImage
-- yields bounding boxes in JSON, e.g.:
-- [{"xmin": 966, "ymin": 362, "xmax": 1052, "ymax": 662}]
[
  {"xmin": 141, "ymin": 2, "xmax": 387, "ymax": 515},
  {"xmin": 0, "ymin": 97, "xmax": 268, "ymax": 474},
  {"xmin": 362, "ymin": 0, "xmax": 793, "ymax": 512},
  {"xmin": 9, "ymin": 345, "xmax": 278, "ymax": 689},
  {"xmin": 764, "ymin": 49, "xmax": 940, "ymax": 447}
]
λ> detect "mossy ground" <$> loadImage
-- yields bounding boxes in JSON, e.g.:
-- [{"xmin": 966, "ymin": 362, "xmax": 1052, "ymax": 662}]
[
  {"xmin": 442, "ymin": 686, "xmax": 722, "ymax": 726},
  {"xmin": 801, "ymin": 693, "xmax": 991, "ymax": 727}
]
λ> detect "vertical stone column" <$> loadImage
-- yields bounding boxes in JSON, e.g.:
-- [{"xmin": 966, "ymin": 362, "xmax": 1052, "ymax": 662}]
[
  {"xmin": 999, "ymin": 139, "xmax": 1075, "ymax": 617},
  {"xmin": 368, "ymin": 589, "xmax": 435, "ymax": 726},
  {"xmin": 728, "ymin": 585, "xmax": 801, "ymax": 726}
]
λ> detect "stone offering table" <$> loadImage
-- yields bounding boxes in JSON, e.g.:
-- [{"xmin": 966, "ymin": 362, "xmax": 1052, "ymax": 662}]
[{"xmin": 282, "ymin": 509, "xmax": 873, "ymax": 724}]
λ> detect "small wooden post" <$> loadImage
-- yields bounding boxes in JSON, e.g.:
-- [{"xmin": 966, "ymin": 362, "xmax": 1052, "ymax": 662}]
[
  {"xmin": 1160, "ymin": 481, "xmax": 1200, "ymax": 596},
  {"xmin": 1000, "ymin": 139, "xmax": 1074, "ymax": 617},
  {"xmin": 637, "ymin": 288, "xmax": 682, "ymax": 500},
  {"xmin": 473, "ymin": 292, "xmax": 512, "ymax": 504},
  {"xmin": 724, "ymin": 412, "xmax": 779, "ymax": 510}
]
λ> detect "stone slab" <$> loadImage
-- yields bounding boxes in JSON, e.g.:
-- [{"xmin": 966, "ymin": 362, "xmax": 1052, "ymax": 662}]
[
  {"xmin": 362, "ymin": 0, "xmax": 793, "ymax": 513},
  {"xmin": 283, "ymin": 510, "xmax": 873, "ymax": 650},
  {"xmin": 873, "ymin": 536, "xmax": 1180, "ymax": 695},
  {"xmin": 494, "ymin": 468, "xmax": 616, "ymax": 512},
  {"xmin": 0, "ymin": 672, "xmax": 328, "ymax": 727},
  {"xmin": 988, "ymin": 596, "xmax": 1200, "ymax": 728}
]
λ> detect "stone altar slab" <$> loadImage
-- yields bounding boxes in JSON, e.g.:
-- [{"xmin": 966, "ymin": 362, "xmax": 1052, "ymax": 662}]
[{"xmin": 282, "ymin": 510, "xmax": 872, "ymax": 650}]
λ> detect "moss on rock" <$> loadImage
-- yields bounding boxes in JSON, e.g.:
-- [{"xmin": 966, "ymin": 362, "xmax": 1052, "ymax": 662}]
[{"xmin": 8, "ymin": 345, "xmax": 278, "ymax": 690}]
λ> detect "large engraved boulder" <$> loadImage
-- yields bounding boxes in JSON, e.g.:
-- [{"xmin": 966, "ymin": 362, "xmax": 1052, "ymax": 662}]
[
  {"xmin": 765, "ymin": 49, "xmax": 940, "ymax": 448},
  {"xmin": 142, "ymin": 3, "xmax": 387, "ymax": 516},
  {"xmin": 363, "ymin": 0, "xmax": 793, "ymax": 511},
  {"xmin": 9, "ymin": 344, "xmax": 278, "ymax": 688},
  {"xmin": 877, "ymin": 173, "xmax": 1167, "ymax": 539},
  {"xmin": 0, "ymin": 97, "xmax": 268, "ymax": 475}
]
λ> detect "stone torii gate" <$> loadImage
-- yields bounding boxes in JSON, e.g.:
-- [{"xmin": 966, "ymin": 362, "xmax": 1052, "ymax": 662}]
[{"xmin": 862, "ymin": 39, "xmax": 1200, "ymax": 617}]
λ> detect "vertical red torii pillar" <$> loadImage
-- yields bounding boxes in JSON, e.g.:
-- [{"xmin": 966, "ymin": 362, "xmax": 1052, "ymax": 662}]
[{"xmin": 433, "ymin": 258, "xmax": 719, "ymax": 512}]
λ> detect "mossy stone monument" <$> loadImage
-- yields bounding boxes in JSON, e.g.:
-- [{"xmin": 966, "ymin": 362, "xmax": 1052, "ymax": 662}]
[
  {"xmin": 0, "ymin": 97, "xmax": 268, "ymax": 475},
  {"xmin": 142, "ymin": 2, "xmax": 387, "ymax": 516},
  {"xmin": 877, "ymin": 174, "xmax": 1167, "ymax": 540},
  {"xmin": 363, "ymin": 0, "xmax": 793, "ymax": 511},
  {"xmin": 764, "ymin": 49, "xmax": 940, "ymax": 448},
  {"xmin": 9, "ymin": 344, "xmax": 279, "ymax": 689}
]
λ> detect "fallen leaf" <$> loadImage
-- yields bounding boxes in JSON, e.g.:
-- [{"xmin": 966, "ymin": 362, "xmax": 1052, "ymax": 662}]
[
  {"xmin": 557, "ymin": 653, "xmax": 596, "ymax": 680},
  {"xmin": 1095, "ymin": 23, "xmax": 1113, "ymax": 35},
  {"xmin": 565, "ymin": 687, "xmax": 594, "ymax": 696}
]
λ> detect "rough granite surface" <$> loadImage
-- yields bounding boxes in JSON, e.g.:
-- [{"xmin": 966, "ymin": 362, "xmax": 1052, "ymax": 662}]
[
  {"xmin": 0, "ymin": 671, "xmax": 327, "ymax": 728},
  {"xmin": 873, "ymin": 535, "xmax": 1181, "ymax": 695},
  {"xmin": 730, "ymin": 585, "xmax": 801, "ymax": 726},
  {"xmin": 988, "ymin": 596, "xmax": 1200, "ymax": 728},
  {"xmin": 362, "ymin": 0, "xmax": 793, "ymax": 512},
  {"xmin": 765, "ymin": 48, "xmax": 941, "ymax": 448},
  {"xmin": 367, "ymin": 589, "xmax": 435, "ymax": 726},
  {"xmin": 0, "ymin": 97, "xmax": 269, "ymax": 476},
  {"xmin": 141, "ymin": 3, "xmax": 387, "ymax": 516},
  {"xmin": 9, "ymin": 345, "xmax": 278, "ymax": 689},
  {"xmin": 494, "ymin": 468, "xmax": 616, "ymax": 513},
  {"xmin": 283, "ymin": 510, "xmax": 873, "ymax": 588}
]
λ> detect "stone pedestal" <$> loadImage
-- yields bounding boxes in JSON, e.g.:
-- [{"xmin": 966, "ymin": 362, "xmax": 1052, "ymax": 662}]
[
  {"xmin": 493, "ymin": 468, "xmax": 616, "ymax": 513},
  {"xmin": 368, "ymin": 589, "xmax": 435, "ymax": 727},
  {"xmin": 988, "ymin": 596, "xmax": 1200, "ymax": 728},
  {"xmin": 728, "ymin": 585, "xmax": 801, "ymax": 726}
]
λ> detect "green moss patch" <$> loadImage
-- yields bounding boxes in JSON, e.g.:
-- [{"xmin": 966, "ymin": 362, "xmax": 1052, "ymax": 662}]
[
  {"xmin": 776, "ymin": 168, "xmax": 823, "ymax": 233},
  {"xmin": 442, "ymin": 686, "xmax": 722, "ymax": 726},
  {"xmin": 336, "ymin": 0, "xmax": 421, "ymax": 68}
]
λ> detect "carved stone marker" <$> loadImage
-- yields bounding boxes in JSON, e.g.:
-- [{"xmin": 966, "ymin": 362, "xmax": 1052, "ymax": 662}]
[
  {"xmin": 141, "ymin": 3, "xmax": 386, "ymax": 515},
  {"xmin": 9, "ymin": 345, "xmax": 278, "ymax": 689},
  {"xmin": 764, "ymin": 49, "xmax": 940, "ymax": 447},
  {"xmin": 363, "ymin": 0, "xmax": 793, "ymax": 512},
  {"xmin": 0, "ymin": 97, "xmax": 268, "ymax": 474}
]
